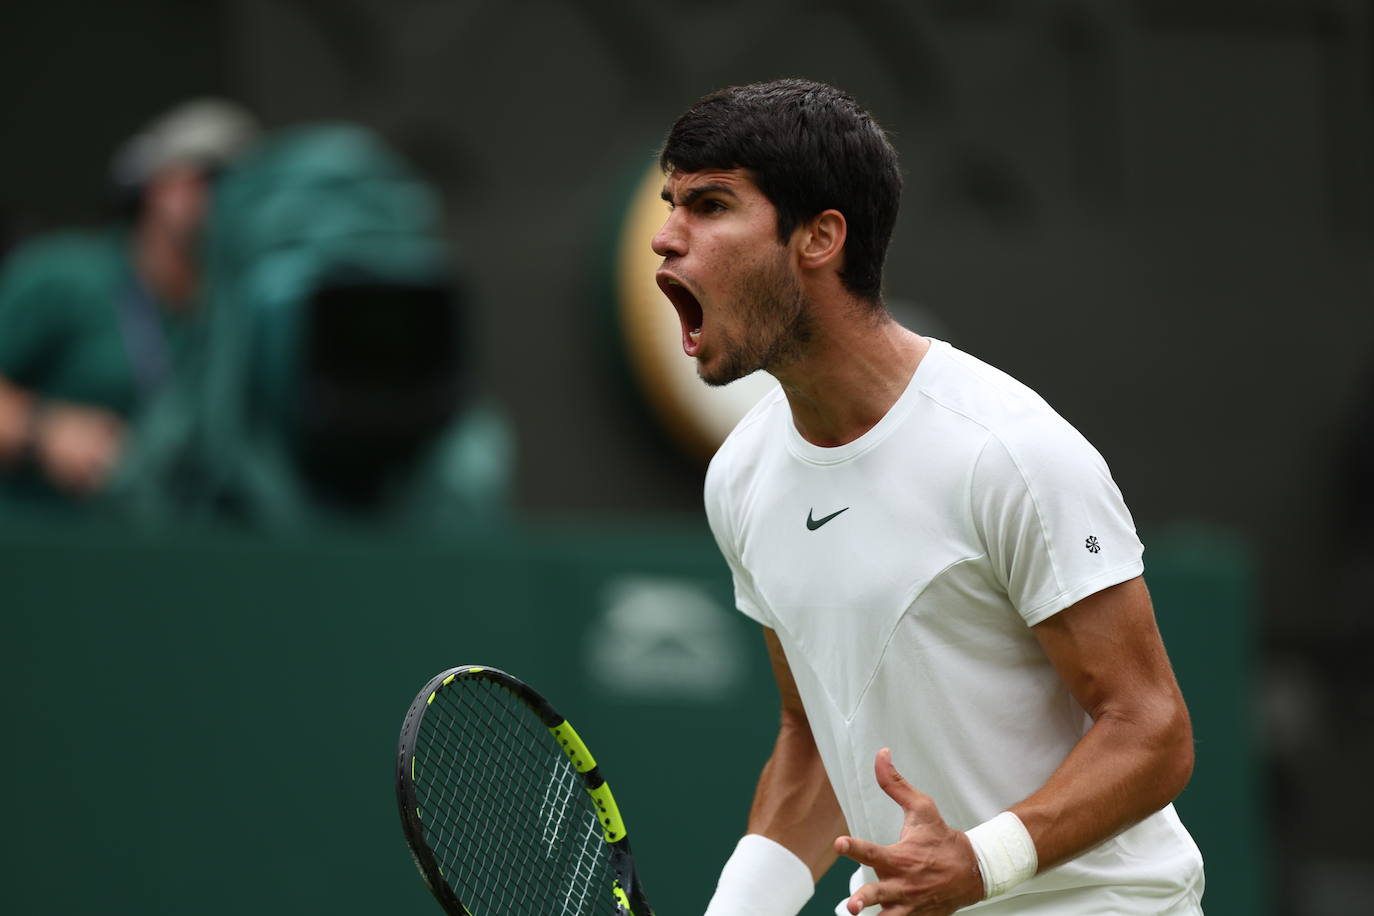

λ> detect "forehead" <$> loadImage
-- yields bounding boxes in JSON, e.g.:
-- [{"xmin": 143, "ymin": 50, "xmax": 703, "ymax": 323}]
[{"xmin": 661, "ymin": 167, "xmax": 764, "ymax": 202}]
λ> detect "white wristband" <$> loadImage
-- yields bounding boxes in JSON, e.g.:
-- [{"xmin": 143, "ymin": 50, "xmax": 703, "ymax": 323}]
[
  {"xmin": 965, "ymin": 811, "xmax": 1038, "ymax": 899},
  {"xmin": 703, "ymin": 834, "xmax": 815, "ymax": 916}
]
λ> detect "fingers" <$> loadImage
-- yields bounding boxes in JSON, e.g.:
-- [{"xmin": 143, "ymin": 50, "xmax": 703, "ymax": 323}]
[
  {"xmin": 845, "ymin": 878, "xmax": 899, "ymax": 915},
  {"xmin": 873, "ymin": 747, "xmax": 932, "ymax": 818},
  {"xmin": 835, "ymin": 752, "xmax": 955, "ymax": 915},
  {"xmin": 835, "ymin": 834, "xmax": 888, "ymax": 868}
]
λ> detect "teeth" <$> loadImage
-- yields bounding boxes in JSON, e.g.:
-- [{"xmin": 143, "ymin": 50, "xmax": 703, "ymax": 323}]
[
  {"xmin": 689, "ymin": 328, "xmax": 702, "ymax": 341},
  {"xmin": 666, "ymin": 278, "xmax": 681, "ymax": 286}
]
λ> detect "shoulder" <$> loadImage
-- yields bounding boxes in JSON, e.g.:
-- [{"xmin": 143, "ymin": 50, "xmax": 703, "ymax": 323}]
[
  {"xmin": 704, "ymin": 384, "xmax": 787, "ymax": 525},
  {"xmin": 919, "ymin": 340, "xmax": 1101, "ymax": 474},
  {"xmin": 0, "ymin": 229, "xmax": 125, "ymax": 299},
  {"xmin": 3, "ymin": 229, "xmax": 123, "ymax": 271},
  {"xmin": 706, "ymin": 384, "xmax": 787, "ymax": 489},
  {"xmin": 917, "ymin": 341, "xmax": 1053, "ymax": 429}
]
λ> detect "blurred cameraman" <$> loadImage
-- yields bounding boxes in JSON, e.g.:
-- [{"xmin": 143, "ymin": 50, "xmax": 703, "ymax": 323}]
[{"xmin": 0, "ymin": 99, "xmax": 257, "ymax": 509}]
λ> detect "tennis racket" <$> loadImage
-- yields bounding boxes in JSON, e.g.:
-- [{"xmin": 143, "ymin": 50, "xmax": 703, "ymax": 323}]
[{"xmin": 396, "ymin": 665, "xmax": 654, "ymax": 916}]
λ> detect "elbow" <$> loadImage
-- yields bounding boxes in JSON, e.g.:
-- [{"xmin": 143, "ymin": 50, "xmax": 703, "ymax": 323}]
[
  {"xmin": 1104, "ymin": 693, "xmax": 1195, "ymax": 809},
  {"xmin": 1156, "ymin": 700, "xmax": 1195, "ymax": 806},
  {"xmin": 1163, "ymin": 737, "xmax": 1194, "ymax": 807},
  {"xmin": 778, "ymin": 700, "xmax": 813, "ymax": 737}
]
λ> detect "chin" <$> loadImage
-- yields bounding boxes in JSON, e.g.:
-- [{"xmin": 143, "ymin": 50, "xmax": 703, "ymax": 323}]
[
  {"xmin": 697, "ymin": 360, "xmax": 756, "ymax": 388},
  {"xmin": 695, "ymin": 362, "xmax": 733, "ymax": 388}
]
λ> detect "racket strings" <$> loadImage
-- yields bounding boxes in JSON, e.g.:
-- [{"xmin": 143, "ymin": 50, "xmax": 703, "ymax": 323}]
[{"xmin": 412, "ymin": 678, "xmax": 620, "ymax": 915}]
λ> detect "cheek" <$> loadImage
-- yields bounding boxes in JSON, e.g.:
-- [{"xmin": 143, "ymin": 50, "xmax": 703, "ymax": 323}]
[
  {"xmin": 691, "ymin": 245, "xmax": 738, "ymax": 302},
  {"xmin": 697, "ymin": 226, "xmax": 785, "ymax": 309}
]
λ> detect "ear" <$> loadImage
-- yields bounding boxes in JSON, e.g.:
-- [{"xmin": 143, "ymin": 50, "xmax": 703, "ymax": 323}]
[{"xmin": 796, "ymin": 209, "xmax": 847, "ymax": 273}]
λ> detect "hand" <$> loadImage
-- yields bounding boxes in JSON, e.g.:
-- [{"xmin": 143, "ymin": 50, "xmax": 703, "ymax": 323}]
[
  {"xmin": 833, "ymin": 749, "xmax": 985, "ymax": 915},
  {"xmin": 33, "ymin": 403, "xmax": 125, "ymax": 495}
]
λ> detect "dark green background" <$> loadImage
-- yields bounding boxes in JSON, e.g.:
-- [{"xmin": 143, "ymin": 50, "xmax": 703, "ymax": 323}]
[{"xmin": 3, "ymin": 520, "xmax": 1261, "ymax": 914}]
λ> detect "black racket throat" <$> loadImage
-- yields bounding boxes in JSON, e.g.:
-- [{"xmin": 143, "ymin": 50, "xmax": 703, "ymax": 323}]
[{"xmin": 396, "ymin": 665, "xmax": 653, "ymax": 916}]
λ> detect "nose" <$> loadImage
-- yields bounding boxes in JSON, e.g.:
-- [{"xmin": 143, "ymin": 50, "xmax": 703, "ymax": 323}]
[{"xmin": 651, "ymin": 210, "xmax": 685, "ymax": 258}]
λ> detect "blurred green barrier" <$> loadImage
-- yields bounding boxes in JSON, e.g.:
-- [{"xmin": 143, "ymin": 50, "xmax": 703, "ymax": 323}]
[
  {"xmin": 1147, "ymin": 525, "xmax": 1268, "ymax": 916},
  {"xmin": 1, "ymin": 520, "xmax": 1262, "ymax": 914}
]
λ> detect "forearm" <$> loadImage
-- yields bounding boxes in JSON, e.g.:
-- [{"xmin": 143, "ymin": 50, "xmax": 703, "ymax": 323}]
[
  {"xmin": 703, "ymin": 714, "xmax": 846, "ymax": 916},
  {"xmin": 0, "ymin": 377, "xmax": 35, "ymax": 464},
  {"xmin": 747, "ymin": 712, "xmax": 848, "ymax": 880},
  {"xmin": 704, "ymin": 627, "xmax": 845, "ymax": 914},
  {"xmin": 1010, "ymin": 701, "xmax": 1194, "ymax": 872}
]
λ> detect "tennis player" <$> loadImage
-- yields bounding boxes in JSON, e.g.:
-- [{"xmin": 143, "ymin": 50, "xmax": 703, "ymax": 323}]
[{"xmin": 653, "ymin": 79, "xmax": 1204, "ymax": 915}]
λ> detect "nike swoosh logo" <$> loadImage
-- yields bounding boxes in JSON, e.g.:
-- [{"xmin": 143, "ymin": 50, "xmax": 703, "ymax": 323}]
[{"xmin": 806, "ymin": 507, "xmax": 849, "ymax": 530}]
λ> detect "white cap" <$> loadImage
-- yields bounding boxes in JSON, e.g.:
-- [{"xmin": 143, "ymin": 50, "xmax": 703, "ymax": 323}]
[{"xmin": 111, "ymin": 97, "xmax": 260, "ymax": 190}]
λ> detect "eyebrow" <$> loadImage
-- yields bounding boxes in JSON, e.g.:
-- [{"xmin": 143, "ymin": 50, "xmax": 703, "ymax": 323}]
[{"xmin": 660, "ymin": 183, "xmax": 740, "ymax": 207}]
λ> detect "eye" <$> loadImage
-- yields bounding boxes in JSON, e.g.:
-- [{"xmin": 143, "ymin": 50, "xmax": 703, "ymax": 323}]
[{"xmin": 699, "ymin": 198, "xmax": 727, "ymax": 214}]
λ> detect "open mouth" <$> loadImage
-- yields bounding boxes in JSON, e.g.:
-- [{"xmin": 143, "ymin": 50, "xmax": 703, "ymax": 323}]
[{"xmin": 656, "ymin": 273, "xmax": 704, "ymax": 357}]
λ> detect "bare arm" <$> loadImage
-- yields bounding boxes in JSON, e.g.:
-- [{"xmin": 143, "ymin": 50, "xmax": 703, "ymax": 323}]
[
  {"xmin": 0, "ymin": 376, "xmax": 124, "ymax": 494},
  {"xmin": 837, "ymin": 576, "xmax": 1194, "ymax": 914},
  {"xmin": 0, "ymin": 376, "xmax": 36, "ymax": 464},
  {"xmin": 1013, "ymin": 574, "xmax": 1194, "ymax": 868},
  {"xmin": 748, "ymin": 625, "xmax": 848, "ymax": 881}
]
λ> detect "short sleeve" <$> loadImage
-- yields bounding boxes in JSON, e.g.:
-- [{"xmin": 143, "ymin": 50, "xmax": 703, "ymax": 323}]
[
  {"xmin": 703, "ymin": 453, "xmax": 773, "ymax": 627},
  {"xmin": 971, "ymin": 418, "xmax": 1144, "ymax": 626}
]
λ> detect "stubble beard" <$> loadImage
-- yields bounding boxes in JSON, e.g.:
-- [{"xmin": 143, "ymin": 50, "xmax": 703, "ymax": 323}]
[{"xmin": 698, "ymin": 251, "xmax": 813, "ymax": 388}]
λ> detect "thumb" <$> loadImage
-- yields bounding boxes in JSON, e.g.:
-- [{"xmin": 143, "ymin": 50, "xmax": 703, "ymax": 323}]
[{"xmin": 873, "ymin": 747, "xmax": 927, "ymax": 815}]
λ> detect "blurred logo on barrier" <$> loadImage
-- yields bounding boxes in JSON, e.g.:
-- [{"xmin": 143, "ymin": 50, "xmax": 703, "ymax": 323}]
[{"xmin": 586, "ymin": 576, "xmax": 745, "ymax": 702}]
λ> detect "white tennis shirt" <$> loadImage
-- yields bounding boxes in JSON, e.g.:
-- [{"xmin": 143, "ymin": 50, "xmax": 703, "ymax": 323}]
[{"xmin": 704, "ymin": 339, "xmax": 1204, "ymax": 914}]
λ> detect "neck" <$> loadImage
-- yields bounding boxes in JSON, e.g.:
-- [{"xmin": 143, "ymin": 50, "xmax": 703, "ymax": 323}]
[
  {"xmin": 771, "ymin": 303, "xmax": 930, "ymax": 448},
  {"xmin": 133, "ymin": 222, "xmax": 199, "ymax": 309}
]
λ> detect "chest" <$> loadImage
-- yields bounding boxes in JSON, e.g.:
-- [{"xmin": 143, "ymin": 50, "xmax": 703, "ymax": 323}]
[
  {"xmin": 735, "ymin": 426, "xmax": 988, "ymax": 674},
  {"xmin": 41, "ymin": 308, "xmax": 138, "ymax": 411}
]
